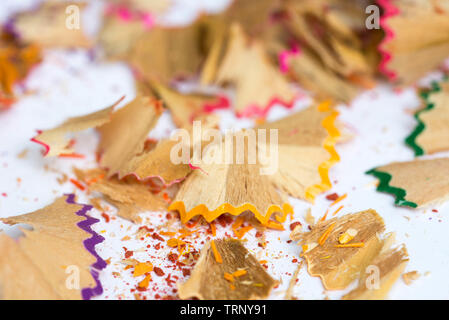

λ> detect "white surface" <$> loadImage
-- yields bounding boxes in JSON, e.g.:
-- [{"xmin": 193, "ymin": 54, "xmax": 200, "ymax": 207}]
[{"xmin": 1, "ymin": 0, "xmax": 449, "ymax": 300}]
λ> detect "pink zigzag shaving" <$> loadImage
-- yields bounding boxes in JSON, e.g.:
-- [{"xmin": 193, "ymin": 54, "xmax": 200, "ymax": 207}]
[
  {"xmin": 278, "ymin": 44, "xmax": 301, "ymax": 74},
  {"xmin": 105, "ymin": 4, "xmax": 155, "ymax": 29},
  {"xmin": 236, "ymin": 95, "xmax": 301, "ymax": 119},
  {"xmin": 377, "ymin": 0, "xmax": 400, "ymax": 81}
]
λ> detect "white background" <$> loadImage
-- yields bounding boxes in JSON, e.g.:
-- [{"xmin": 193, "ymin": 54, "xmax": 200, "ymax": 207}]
[{"xmin": 1, "ymin": 0, "xmax": 449, "ymax": 300}]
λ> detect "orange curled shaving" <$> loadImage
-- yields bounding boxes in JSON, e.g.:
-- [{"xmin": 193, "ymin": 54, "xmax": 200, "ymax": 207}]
[
  {"xmin": 318, "ymin": 223, "xmax": 336, "ymax": 246},
  {"xmin": 133, "ymin": 262, "xmax": 153, "ymax": 277},
  {"xmin": 266, "ymin": 220, "xmax": 285, "ymax": 230},
  {"xmin": 160, "ymin": 231, "xmax": 176, "ymax": 237},
  {"xmin": 168, "ymin": 202, "xmax": 294, "ymax": 229},
  {"xmin": 138, "ymin": 274, "xmax": 152, "ymax": 288},
  {"xmin": 330, "ymin": 193, "xmax": 347, "ymax": 207},
  {"xmin": 86, "ymin": 174, "xmax": 105, "ymax": 185},
  {"xmin": 224, "ymin": 272, "xmax": 234, "ymax": 282},
  {"xmin": 320, "ymin": 209, "xmax": 329, "ymax": 222},
  {"xmin": 235, "ymin": 226, "xmax": 253, "ymax": 239},
  {"xmin": 233, "ymin": 269, "xmax": 247, "ymax": 277},
  {"xmin": 334, "ymin": 242, "xmax": 365, "ymax": 248},
  {"xmin": 332, "ymin": 205, "xmax": 344, "ymax": 216},
  {"xmin": 58, "ymin": 153, "xmax": 85, "ymax": 159},
  {"xmin": 69, "ymin": 178, "xmax": 85, "ymax": 191},
  {"xmin": 305, "ymin": 101, "xmax": 341, "ymax": 202},
  {"xmin": 210, "ymin": 222, "xmax": 216, "ymax": 237},
  {"xmin": 167, "ymin": 238, "xmax": 183, "ymax": 248},
  {"xmin": 210, "ymin": 240, "xmax": 222, "ymax": 264}
]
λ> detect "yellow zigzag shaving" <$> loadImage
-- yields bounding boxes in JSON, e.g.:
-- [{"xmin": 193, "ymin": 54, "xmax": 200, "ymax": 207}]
[
  {"xmin": 169, "ymin": 101, "xmax": 338, "ymax": 227},
  {"xmin": 169, "ymin": 202, "xmax": 293, "ymax": 230},
  {"xmin": 305, "ymin": 101, "xmax": 341, "ymax": 202}
]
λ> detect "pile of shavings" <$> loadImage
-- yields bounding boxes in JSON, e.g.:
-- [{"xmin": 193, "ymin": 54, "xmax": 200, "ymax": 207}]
[
  {"xmin": 0, "ymin": 30, "xmax": 41, "ymax": 110},
  {"xmin": 277, "ymin": 0, "xmax": 381, "ymax": 103},
  {"xmin": 98, "ymin": 0, "xmax": 382, "ymax": 113},
  {"xmin": 378, "ymin": 0, "xmax": 449, "ymax": 84},
  {"xmin": 30, "ymin": 95, "xmax": 342, "ymax": 231},
  {"xmin": 4, "ymin": 0, "xmax": 449, "ymax": 301}
]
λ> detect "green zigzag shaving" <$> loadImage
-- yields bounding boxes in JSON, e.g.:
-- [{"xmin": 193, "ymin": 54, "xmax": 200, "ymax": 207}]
[
  {"xmin": 366, "ymin": 168, "xmax": 418, "ymax": 208},
  {"xmin": 405, "ymin": 80, "xmax": 446, "ymax": 156}
]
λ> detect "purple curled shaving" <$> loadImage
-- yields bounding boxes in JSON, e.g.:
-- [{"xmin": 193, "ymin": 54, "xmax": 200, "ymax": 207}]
[{"xmin": 64, "ymin": 194, "xmax": 107, "ymax": 300}]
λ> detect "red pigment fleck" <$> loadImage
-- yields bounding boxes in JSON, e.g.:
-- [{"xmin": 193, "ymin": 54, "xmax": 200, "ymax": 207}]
[
  {"xmin": 165, "ymin": 274, "xmax": 175, "ymax": 286},
  {"xmin": 255, "ymin": 231, "xmax": 263, "ymax": 238},
  {"xmin": 432, "ymin": 209, "xmax": 438, "ymax": 213},
  {"xmin": 289, "ymin": 221, "xmax": 302, "ymax": 231},
  {"xmin": 292, "ymin": 258, "xmax": 298, "ymax": 263},
  {"xmin": 152, "ymin": 233, "xmax": 164, "ymax": 241},
  {"xmin": 326, "ymin": 193, "xmax": 339, "ymax": 201},
  {"xmin": 168, "ymin": 253, "xmax": 178, "ymax": 263},
  {"xmin": 124, "ymin": 250, "xmax": 133, "ymax": 258},
  {"xmin": 182, "ymin": 269, "xmax": 191, "ymax": 277},
  {"xmin": 1, "ymin": 193, "xmax": 7, "ymax": 197},
  {"xmin": 217, "ymin": 215, "xmax": 233, "ymax": 228},
  {"xmin": 101, "ymin": 212, "xmax": 110, "ymax": 223},
  {"xmin": 138, "ymin": 226, "xmax": 154, "ymax": 233},
  {"xmin": 154, "ymin": 243, "xmax": 161, "ymax": 250},
  {"xmin": 154, "ymin": 267, "xmax": 165, "ymax": 276}
]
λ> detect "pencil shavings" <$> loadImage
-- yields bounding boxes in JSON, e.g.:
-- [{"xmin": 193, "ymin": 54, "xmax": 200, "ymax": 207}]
[
  {"xmin": 99, "ymin": 10, "xmax": 148, "ymax": 61},
  {"xmin": 343, "ymin": 245, "xmax": 409, "ymax": 300},
  {"xmin": 12, "ymin": 1, "xmax": 92, "ymax": 48},
  {"xmin": 366, "ymin": 158, "xmax": 449, "ymax": 208},
  {"xmin": 0, "ymin": 31, "xmax": 41, "ymax": 110},
  {"xmin": 113, "ymin": 139, "xmax": 192, "ymax": 186},
  {"xmin": 291, "ymin": 209, "xmax": 408, "ymax": 294},
  {"xmin": 105, "ymin": 0, "xmax": 169, "ymax": 27},
  {"xmin": 97, "ymin": 95, "xmax": 162, "ymax": 177},
  {"xmin": 169, "ymin": 131, "xmax": 293, "ymax": 229},
  {"xmin": 378, "ymin": 0, "xmax": 449, "ymax": 83},
  {"xmin": 31, "ymin": 97, "xmax": 123, "ymax": 156},
  {"xmin": 284, "ymin": 0, "xmax": 378, "ymax": 78},
  {"xmin": 148, "ymin": 80, "xmax": 230, "ymax": 128},
  {"xmin": 288, "ymin": 47, "xmax": 359, "ymax": 103},
  {"xmin": 281, "ymin": 0, "xmax": 380, "ymax": 102},
  {"xmin": 74, "ymin": 168, "xmax": 167, "ymax": 223},
  {"xmin": 129, "ymin": 23, "xmax": 204, "ymax": 84},
  {"xmin": 219, "ymin": 0, "xmax": 280, "ymax": 37},
  {"xmin": 0, "ymin": 194, "xmax": 106, "ymax": 300},
  {"xmin": 256, "ymin": 101, "xmax": 341, "ymax": 202},
  {"xmin": 406, "ymin": 81, "xmax": 449, "ymax": 155},
  {"xmin": 210, "ymin": 23, "xmax": 296, "ymax": 117},
  {"xmin": 178, "ymin": 239, "xmax": 277, "ymax": 300}
]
